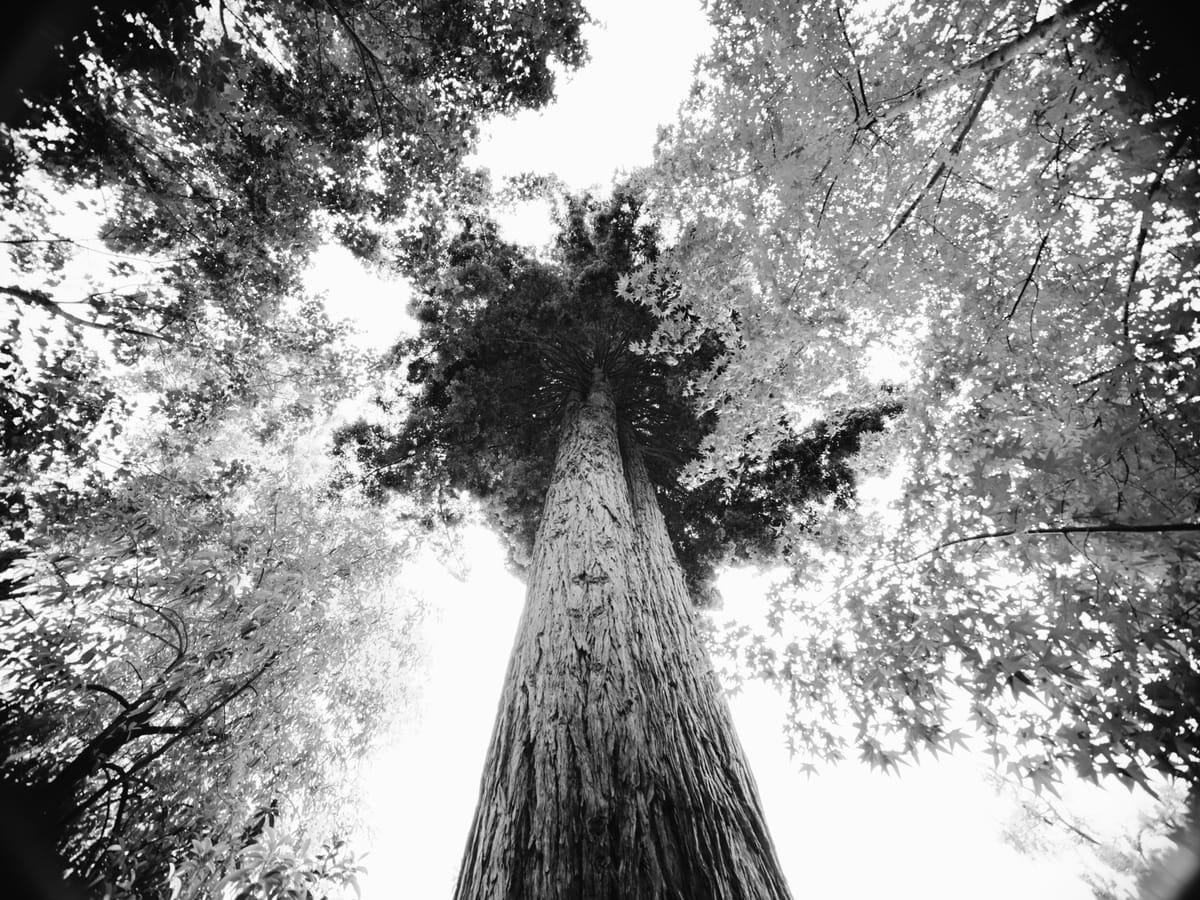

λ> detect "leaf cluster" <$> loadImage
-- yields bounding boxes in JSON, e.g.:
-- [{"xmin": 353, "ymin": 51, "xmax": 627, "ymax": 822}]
[
  {"xmin": 1, "ymin": 0, "xmax": 590, "ymax": 426},
  {"xmin": 2, "ymin": 425, "xmax": 419, "ymax": 896}
]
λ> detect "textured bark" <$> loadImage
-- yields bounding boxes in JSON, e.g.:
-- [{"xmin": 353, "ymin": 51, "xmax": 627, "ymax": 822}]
[{"xmin": 453, "ymin": 373, "xmax": 793, "ymax": 900}]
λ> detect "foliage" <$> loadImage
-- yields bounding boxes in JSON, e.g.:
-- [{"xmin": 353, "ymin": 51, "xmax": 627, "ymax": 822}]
[
  {"xmin": 1, "ymin": 315, "xmax": 123, "ymax": 549},
  {"xmin": 335, "ymin": 189, "xmax": 897, "ymax": 604},
  {"xmin": 172, "ymin": 826, "xmax": 364, "ymax": 900},
  {"xmin": 1, "ymin": 0, "xmax": 590, "ymax": 455},
  {"xmin": 1, "ymin": 321, "xmax": 422, "ymax": 895},
  {"xmin": 2, "ymin": 0, "xmax": 588, "ymax": 236},
  {"xmin": 2, "ymin": 222, "xmax": 420, "ymax": 897},
  {"xmin": 646, "ymin": 0, "xmax": 1200, "ymax": 792}
]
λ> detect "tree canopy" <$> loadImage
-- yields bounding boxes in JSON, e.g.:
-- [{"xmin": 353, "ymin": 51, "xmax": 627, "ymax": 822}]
[
  {"xmin": 645, "ymin": 0, "xmax": 1200, "ymax": 794},
  {"xmin": 2, "ymin": 297, "xmax": 424, "ymax": 895},
  {"xmin": 4, "ymin": 0, "xmax": 1199, "ymax": 893},
  {"xmin": 2, "ymin": 0, "xmax": 588, "ymax": 353},
  {"xmin": 1, "ymin": 1, "xmax": 591, "ymax": 895},
  {"xmin": 336, "ymin": 189, "xmax": 899, "ymax": 605}
]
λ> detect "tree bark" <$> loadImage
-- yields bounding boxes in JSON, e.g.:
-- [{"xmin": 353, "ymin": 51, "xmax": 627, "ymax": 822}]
[{"xmin": 453, "ymin": 372, "xmax": 793, "ymax": 900}]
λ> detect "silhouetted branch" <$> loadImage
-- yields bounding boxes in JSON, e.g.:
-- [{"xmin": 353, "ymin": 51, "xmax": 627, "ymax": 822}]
[
  {"xmin": 912, "ymin": 521, "xmax": 1200, "ymax": 563},
  {"xmin": 2, "ymin": 285, "xmax": 172, "ymax": 343}
]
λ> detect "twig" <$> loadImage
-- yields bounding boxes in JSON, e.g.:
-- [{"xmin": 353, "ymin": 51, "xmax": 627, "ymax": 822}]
[
  {"xmin": 1007, "ymin": 230, "xmax": 1051, "ymax": 319},
  {"xmin": 2, "ymin": 285, "xmax": 172, "ymax": 343},
  {"xmin": 911, "ymin": 521, "xmax": 1200, "ymax": 564},
  {"xmin": 1125, "ymin": 136, "xmax": 1189, "ymax": 342}
]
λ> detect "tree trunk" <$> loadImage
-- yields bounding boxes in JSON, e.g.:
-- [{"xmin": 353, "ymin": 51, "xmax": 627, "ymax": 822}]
[{"xmin": 453, "ymin": 372, "xmax": 793, "ymax": 900}]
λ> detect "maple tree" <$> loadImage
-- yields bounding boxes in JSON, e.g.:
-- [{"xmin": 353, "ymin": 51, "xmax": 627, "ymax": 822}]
[{"xmin": 646, "ymin": 0, "xmax": 1199, "ymax": 795}]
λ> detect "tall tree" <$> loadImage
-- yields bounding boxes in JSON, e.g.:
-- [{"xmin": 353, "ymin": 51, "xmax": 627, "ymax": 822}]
[{"xmin": 340, "ymin": 192, "xmax": 896, "ymax": 898}]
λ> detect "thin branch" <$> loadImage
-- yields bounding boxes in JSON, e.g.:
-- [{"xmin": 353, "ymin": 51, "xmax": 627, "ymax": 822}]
[
  {"xmin": 129, "ymin": 724, "xmax": 190, "ymax": 737},
  {"xmin": 815, "ymin": 177, "xmax": 838, "ymax": 233},
  {"xmin": 2, "ymin": 285, "xmax": 172, "ymax": 343},
  {"xmin": 834, "ymin": 5, "xmax": 871, "ymax": 118},
  {"xmin": 127, "ymin": 593, "xmax": 188, "ymax": 667},
  {"xmin": 880, "ymin": 68, "xmax": 1000, "ymax": 247},
  {"xmin": 1124, "ymin": 136, "xmax": 1189, "ymax": 342},
  {"xmin": 0, "ymin": 235, "xmax": 188, "ymax": 264},
  {"xmin": 912, "ymin": 521, "xmax": 1200, "ymax": 563},
  {"xmin": 1007, "ymin": 230, "xmax": 1051, "ymax": 319},
  {"xmin": 71, "ymin": 655, "xmax": 279, "ymax": 821},
  {"xmin": 322, "ymin": 0, "xmax": 390, "ymax": 135},
  {"xmin": 84, "ymin": 683, "xmax": 134, "ymax": 710}
]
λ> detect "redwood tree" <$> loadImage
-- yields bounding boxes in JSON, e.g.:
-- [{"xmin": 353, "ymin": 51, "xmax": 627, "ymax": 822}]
[{"xmin": 339, "ymin": 192, "xmax": 896, "ymax": 897}]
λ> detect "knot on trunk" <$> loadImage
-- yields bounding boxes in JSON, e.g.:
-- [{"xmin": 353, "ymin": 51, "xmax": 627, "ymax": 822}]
[{"xmin": 572, "ymin": 570, "xmax": 609, "ymax": 586}]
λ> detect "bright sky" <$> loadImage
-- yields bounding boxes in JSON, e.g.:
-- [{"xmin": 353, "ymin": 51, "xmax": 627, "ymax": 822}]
[
  {"xmin": 301, "ymin": 2, "xmax": 1166, "ymax": 897},
  {"xmin": 305, "ymin": 243, "xmax": 415, "ymax": 350},
  {"xmin": 464, "ymin": 0, "xmax": 709, "ymax": 251},
  {"xmin": 466, "ymin": 0, "xmax": 704, "ymax": 193}
]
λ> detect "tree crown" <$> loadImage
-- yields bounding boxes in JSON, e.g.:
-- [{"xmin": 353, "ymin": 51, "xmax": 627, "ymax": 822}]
[{"xmin": 338, "ymin": 189, "xmax": 898, "ymax": 603}]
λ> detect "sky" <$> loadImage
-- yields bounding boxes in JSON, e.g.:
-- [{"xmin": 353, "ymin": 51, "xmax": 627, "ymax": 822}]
[{"xmin": 303, "ymin": 2, "xmax": 1168, "ymax": 897}]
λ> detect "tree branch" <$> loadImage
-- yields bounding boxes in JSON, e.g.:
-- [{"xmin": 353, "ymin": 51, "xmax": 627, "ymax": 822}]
[
  {"xmin": 2, "ymin": 285, "xmax": 172, "ymax": 343},
  {"xmin": 834, "ymin": 5, "xmax": 871, "ymax": 119},
  {"xmin": 84, "ymin": 683, "xmax": 134, "ymax": 710},
  {"xmin": 128, "ymin": 724, "xmax": 190, "ymax": 737},
  {"xmin": 322, "ymin": 0, "xmax": 391, "ymax": 135},
  {"xmin": 68, "ymin": 655, "xmax": 279, "ymax": 822},
  {"xmin": 1124, "ymin": 136, "xmax": 1189, "ymax": 342},
  {"xmin": 879, "ymin": 68, "xmax": 1000, "ymax": 246},
  {"xmin": 861, "ymin": 0, "xmax": 1106, "ymax": 130},
  {"xmin": 1007, "ymin": 229, "xmax": 1051, "ymax": 320},
  {"xmin": 913, "ymin": 521, "xmax": 1200, "ymax": 563}
]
